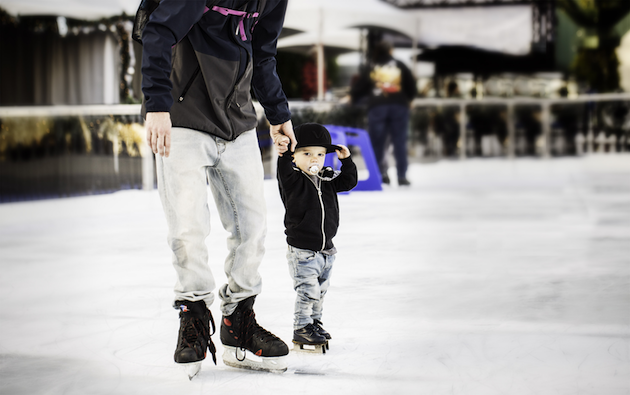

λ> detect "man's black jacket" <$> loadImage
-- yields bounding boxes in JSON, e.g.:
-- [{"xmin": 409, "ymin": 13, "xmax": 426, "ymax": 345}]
[{"xmin": 141, "ymin": 0, "xmax": 290, "ymax": 140}]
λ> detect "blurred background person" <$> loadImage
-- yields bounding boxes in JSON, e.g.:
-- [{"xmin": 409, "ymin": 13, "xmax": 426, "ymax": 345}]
[{"xmin": 351, "ymin": 40, "xmax": 416, "ymax": 186}]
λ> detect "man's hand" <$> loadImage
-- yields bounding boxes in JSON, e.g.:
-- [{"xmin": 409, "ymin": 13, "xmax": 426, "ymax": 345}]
[
  {"xmin": 270, "ymin": 120, "xmax": 297, "ymax": 157},
  {"xmin": 335, "ymin": 145, "xmax": 351, "ymax": 160},
  {"xmin": 145, "ymin": 112, "xmax": 172, "ymax": 157}
]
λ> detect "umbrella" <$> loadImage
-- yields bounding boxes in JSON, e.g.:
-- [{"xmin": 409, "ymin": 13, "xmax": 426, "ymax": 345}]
[
  {"xmin": 277, "ymin": 29, "xmax": 361, "ymax": 55},
  {"xmin": 283, "ymin": 0, "xmax": 415, "ymax": 37},
  {"xmin": 282, "ymin": 0, "xmax": 415, "ymax": 100}
]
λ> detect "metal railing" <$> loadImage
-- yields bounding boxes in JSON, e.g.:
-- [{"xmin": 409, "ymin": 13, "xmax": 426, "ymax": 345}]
[
  {"xmin": 0, "ymin": 105, "xmax": 151, "ymax": 202},
  {"xmin": 410, "ymin": 93, "xmax": 630, "ymax": 159},
  {"xmin": 1, "ymin": 94, "xmax": 628, "ymax": 201}
]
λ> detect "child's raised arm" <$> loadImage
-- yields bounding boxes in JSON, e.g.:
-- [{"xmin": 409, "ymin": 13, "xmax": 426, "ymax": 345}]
[{"xmin": 335, "ymin": 145, "xmax": 351, "ymax": 160}]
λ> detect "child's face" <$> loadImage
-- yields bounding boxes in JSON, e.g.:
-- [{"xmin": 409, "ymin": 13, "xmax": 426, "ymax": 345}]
[{"xmin": 293, "ymin": 146, "xmax": 327, "ymax": 174}]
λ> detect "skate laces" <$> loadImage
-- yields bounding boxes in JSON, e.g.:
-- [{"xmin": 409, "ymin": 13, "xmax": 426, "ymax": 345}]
[
  {"xmin": 181, "ymin": 316, "xmax": 198, "ymax": 346},
  {"xmin": 180, "ymin": 309, "xmax": 217, "ymax": 364},
  {"xmin": 207, "ymin": 313, "xmax": 217, "ymax": 364},
  {"xmin": 234, "ymin": 309, "xmax": 282, "ymax": 360},
  {"xmin": 246, "ymin": 311, "xmax": 282, "ymax": 342}
]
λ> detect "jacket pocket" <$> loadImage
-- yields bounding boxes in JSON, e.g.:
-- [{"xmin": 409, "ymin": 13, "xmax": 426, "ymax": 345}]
[{"xmin": 176, "ymin": 66, "xmax": 201, "ymax": 103}]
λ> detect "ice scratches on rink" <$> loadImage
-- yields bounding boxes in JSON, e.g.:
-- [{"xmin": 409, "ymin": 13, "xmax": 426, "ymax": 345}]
[
  {"xmin": 0, "ymin": 354, "xmax": 123, "ymax": 394},
  {"xmin": 292, "ymin": 370, "xmax": 326, "ymax": 376},
  {"xmin": 0, "ymin": 354, "xmax": 200, "ymax": 394},
  {"xmin": 286, "ymin": 353, "xmax": 332, "ymax": 376},
  {"xmin": 0, "ymin": 157, "xmax": 628, "ymax": 395},
  {"xmin": 0, "ymin": 354, "xmax": 90, "ymax": 395}
]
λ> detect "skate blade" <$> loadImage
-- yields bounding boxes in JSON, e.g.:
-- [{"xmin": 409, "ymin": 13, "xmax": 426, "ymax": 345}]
[
  {"xmin": 177, "ymin": 362, "xmax": 202, "ymax": 380},
  {"xmin": 222, "ymin": 346, "xmax": 287, "ymax": 373},
  {"xmin": 292, "ymin": 340, "xmax": 328, "ymax": 354}
]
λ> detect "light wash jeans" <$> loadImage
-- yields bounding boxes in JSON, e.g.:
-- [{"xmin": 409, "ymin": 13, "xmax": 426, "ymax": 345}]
[
  {"xmin": 286, "ymin": 245, "xmax": 335, "ymax": 330},
  {"xmin": 156, "ymin": 127, "xmax": 266, "ymax": 316}
]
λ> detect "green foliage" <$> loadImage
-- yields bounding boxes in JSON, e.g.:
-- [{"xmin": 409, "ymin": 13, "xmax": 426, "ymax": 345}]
[
  {"xmin": 558, "ymin": 0, "xmax": 630, "ymax": 30},
  {"xmin": 557, "ymin": 0, "xmax": 630, "ymax": 92},
  {"xmin": 573, "ymin": 48, "xmax": 620, "ymax": 92}
]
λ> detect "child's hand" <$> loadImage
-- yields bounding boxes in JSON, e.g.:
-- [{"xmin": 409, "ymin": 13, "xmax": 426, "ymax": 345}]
[
  {"xmin": 276, "ymin": 135, "xmax": 291, "ymax": 156},
  {"xmin": 335, "ymin": 145, "xmax": 350, "ymax": 159},
  {"xmin": 271, "ymin": 120, "xmax": 296, "ymax": 157}
]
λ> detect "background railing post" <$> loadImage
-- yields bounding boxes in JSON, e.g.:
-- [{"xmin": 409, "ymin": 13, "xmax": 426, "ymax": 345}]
[
  {"xmin": 541, "ymin": 102, "xmax": 551, "ymax": 158},
  {"xmin": 507, "ymin": 102, "xmax": 515, "ymax": 159},
  {"xmin": 459, "ymin": 102, "xmax": 467, "ymax": 160}
]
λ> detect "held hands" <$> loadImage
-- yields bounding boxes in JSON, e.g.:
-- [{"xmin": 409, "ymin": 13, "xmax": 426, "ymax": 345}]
[
  {"xmin": 335, "ymin": 145, "xmax": 350, "ymax": 159},
  {"xmin": 270, "ymin": 120, "xmax": 297, "ymax": 156},
  {"xmin": 145, "ymin": 112, "xmax": 172, "ymax": 157}
]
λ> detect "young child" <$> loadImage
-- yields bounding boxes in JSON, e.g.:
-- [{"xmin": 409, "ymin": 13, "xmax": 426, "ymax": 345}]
[{"xmin": 276, "ymin": 123, "xmax": 358, "ymax": 348}]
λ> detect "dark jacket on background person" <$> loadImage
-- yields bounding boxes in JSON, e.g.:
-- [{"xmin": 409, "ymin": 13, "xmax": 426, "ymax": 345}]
[
  {"xmin": 277, "ymin": 154, "xmax": 357, "ymax": 252},
  {"xmin": 350, "ymin": 57, "xmax": 416, "ymax": 109},
  {"xmin": 141, "ymin": 0, "xmax": 290, "ymax": 141}
]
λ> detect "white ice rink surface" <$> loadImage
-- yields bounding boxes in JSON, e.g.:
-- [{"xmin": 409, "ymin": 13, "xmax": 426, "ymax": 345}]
[{"xmin": 0, "ymin": 156, "xmax": 629, "ymax": 395}]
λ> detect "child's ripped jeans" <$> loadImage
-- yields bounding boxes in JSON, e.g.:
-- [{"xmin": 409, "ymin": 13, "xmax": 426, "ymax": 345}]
[{"xmin": 286, "ymin": 245, "xmax": 335, "ymax": 330}]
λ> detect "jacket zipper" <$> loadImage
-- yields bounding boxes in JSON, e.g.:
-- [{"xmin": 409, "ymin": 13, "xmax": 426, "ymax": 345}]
[
  {"xmin": 225, "ymin": 48, "xmax": 248, "ymax": 138},
  {"xmin": 304, "ymin": 172, "xmax": 326, "ymax": 251},
  {"xmin": 225, "ymin": 12, "xmax": 252, "ymax": 138},
  {"xmin": 177, "ymin": 65, "xmax": 201, "ymax": 103}
]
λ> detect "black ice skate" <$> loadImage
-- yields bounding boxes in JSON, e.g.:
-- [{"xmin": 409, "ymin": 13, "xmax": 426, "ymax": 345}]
[
  {"xmin": 220, "ymin": 296, "xmax": 289, "ymax": 373},
  {"xmin": 174, "ymin": 300, "xmax": 217, "ymax": 379},
  {"xmin": 313, "ymin": 319, "xmax": 332, "ymax": 340},
  {"xmin": 292, "ymin": 323, "xmax": 329, "ymax": 354}
]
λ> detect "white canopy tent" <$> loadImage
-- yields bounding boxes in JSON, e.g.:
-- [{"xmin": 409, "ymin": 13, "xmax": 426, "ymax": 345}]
[
  {"xmin": 277, "ymin": 29, "xmax": 362, "ymax": 54},
  {"xmin": 280, "ymin": 1, "xmax": 532, "ymax": 98},
  {"xmin": 412, "ymin": 5, "xmax": 532, "ymax": 55},
  {"xmin": 280, "ymin": 0, "xmax": 415, "ymax": 99},
  {"xmin": 0, "ymin": 0, "xmax": 532, "ymax": 55},
  {"xmin": 0, "ymin": 0, "xmax": 534, "ymax": 101},
  {"xmin": 282, "ymin": 0, "xmax": 415, "ymax": 38},
  {"xmin": 282, "ymin": 0, "xmax": 532, "ymax": 99},
  {"xmin": 0, "ymin": 0, "xmax": 138, "ymax": 20},
  {"xmin": 0, "ymin": 0, "xmax": 533, "ymax": 55},
  {"xmin": 277, "ymin": 28, "xmax": 364, "ymax": 100}
]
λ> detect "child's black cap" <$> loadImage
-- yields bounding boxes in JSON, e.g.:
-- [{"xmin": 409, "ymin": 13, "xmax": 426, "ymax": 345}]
[{"xmin": 294, "ymin": 123, "xmax": 341, "ymax": 154}]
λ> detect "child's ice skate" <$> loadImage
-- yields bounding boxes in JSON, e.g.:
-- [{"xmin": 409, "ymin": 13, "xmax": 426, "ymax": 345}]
[
  {"xmin": 313, "ymin": 319, "xmax": 331, "ymax": 341},
  {"xmin": 220, "ymin": 296, "xmax": 289, "ymax": 373},
  {"xmin": 173, "ymin": 300, "xmax": 216, "ymax": 380},
  {"xmin": 292, "ymin": 323, "xmax": 329, "ymax": 354}
]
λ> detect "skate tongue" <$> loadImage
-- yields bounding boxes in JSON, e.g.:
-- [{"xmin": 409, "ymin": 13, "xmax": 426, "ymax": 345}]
[{"xmin": 177, "ymin": 300, "xmax": 208, "ymax": 316}]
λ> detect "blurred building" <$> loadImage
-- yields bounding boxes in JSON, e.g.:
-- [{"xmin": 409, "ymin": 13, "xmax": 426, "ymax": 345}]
[
  {"xmin": 381, "ymin": 0, "xmax": 630, "ymax": 97},
  {"xmin": 2, "ymin": 0, "xmax": 630, "ymax": 104}
]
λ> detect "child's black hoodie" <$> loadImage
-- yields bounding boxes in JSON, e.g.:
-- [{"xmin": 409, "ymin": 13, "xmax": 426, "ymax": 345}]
[{"xmin": 277, "ymin": 153, "xmax": 357, "ymax": 252}]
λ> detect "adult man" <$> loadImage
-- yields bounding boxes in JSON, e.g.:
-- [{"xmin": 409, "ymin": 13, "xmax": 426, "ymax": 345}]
[
  {"xmin": 141, "ymin": 0, "xmax": 297, "ymax": 373},
  {"xmin": 351, "ymin": 41, "xmax": 416, "ymax": 186}
]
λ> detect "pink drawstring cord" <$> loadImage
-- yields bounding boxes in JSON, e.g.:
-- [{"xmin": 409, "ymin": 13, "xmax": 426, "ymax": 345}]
[{"xmin": 211, "ymin": 6, "xmax": 259, "ymax": 41}]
